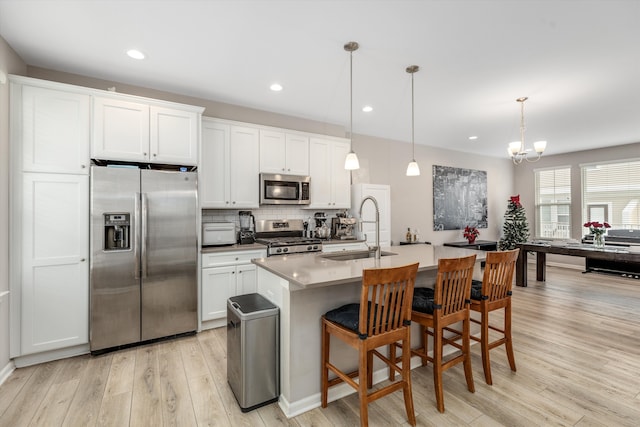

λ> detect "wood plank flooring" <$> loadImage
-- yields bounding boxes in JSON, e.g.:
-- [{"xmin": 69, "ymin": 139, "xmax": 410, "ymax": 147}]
[{"xmin": 1, "ymin": 265, "xmax": 639, "ymax": 426}]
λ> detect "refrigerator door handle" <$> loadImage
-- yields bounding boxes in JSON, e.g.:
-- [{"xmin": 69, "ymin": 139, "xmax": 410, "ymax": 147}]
[
  {"xmin": 141, "ymin": 193, "xmax": 149, "ymax": 279},
  {"xmin": 134, "ymin": 193, "xmax": 141, "ymax": 279}
]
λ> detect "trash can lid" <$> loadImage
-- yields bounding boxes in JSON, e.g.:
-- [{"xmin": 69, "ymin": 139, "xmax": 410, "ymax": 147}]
[{"xmin": 229, "ymin": 293, "xmax": 277, "ymax": 314}]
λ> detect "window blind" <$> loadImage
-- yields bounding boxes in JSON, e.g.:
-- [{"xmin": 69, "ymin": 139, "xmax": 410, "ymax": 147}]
[
  {"xmin": 581, "ymin": 159, "xmax": 640, "ymax": 230},
  {"xmin": 535, "ymin": 167, "xmax": 571, "ymax": 238}
]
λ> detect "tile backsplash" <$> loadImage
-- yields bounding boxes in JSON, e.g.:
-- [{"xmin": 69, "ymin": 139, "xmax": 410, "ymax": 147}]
[{"xmin": 202, "ymin": 208, "xmax": 346, "ymax": 229}]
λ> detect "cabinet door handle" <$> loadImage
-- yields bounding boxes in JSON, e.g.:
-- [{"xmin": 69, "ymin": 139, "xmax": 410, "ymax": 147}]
[
  {"xmin": 143, "ymin": 152, "xmax": 147, "ymax": 156},
  {"xmin": 81, "ymin": 164, "xmax": 86, "ymax": 169},
  {"xmin": 80, "ymin": 258, "xmax": 86, "ymax": 262},
  {"xmin": 153, "ymin": 153, "xmax": 157, "ymax": 157}
]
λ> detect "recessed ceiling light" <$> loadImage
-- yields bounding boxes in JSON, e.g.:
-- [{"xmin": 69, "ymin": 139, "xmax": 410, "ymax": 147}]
[
  {"xmin": 362, "ymin": 105, "xmax": 373, "ymax": 112},
  {"xmin": 126, "ymin": 49, "xmax": 145, "ymax": 60},
  {"xmin": 468, "ymin": 135, "xmax": 478, "ymax": 140},
  {"xmin": 270, "ymin": 83, "xmax": 283, "ymax": 92}
]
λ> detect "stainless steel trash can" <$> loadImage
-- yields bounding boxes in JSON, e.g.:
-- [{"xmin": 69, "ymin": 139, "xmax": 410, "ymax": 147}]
[{"xmin": 227, "ymin": 293, "xmax": 279, "ymax": 412}]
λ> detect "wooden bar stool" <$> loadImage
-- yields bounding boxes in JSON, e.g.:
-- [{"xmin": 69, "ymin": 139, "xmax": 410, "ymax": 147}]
[
  {"xmin": 468, "ymin": 248, "xmax": 519, "ymax": 385},
  {"xmin": 321, "ymin": 263, "xmax": 419, "ymax": 427},
  {"xmin": 399, "ymin": 254, "xmax": 476, "ymax": 413}
]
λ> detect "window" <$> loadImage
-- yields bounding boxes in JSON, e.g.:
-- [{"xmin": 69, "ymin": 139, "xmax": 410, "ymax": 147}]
[
  {"xmin": 582, "ymin": 159, "xmax": 640, "ymax": 232},
  {"xmin": 535, "ymin": 167, "xmax": 571, "ymax": 239}
]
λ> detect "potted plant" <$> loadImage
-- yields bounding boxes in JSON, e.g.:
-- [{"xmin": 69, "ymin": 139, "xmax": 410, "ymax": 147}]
[{"xmin": 463, "ymin": 225, "xmax": 479, "ymax": 244}]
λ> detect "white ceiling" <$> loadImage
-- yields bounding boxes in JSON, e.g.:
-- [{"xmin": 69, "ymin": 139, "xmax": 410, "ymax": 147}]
[{"xmin": 1, "ymin": 0, "xmax": 639, "ymax": 159}]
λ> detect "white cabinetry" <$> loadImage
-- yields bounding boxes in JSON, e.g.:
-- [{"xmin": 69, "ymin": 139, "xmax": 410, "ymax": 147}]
[
  {"xmin": 259, "ymin": 130, "xmax": 309, "ymax": 175},
  {"xmin": 9, "ymin": 76, "xmax": 91, "ymax": 361},
  {"xmin": 201, "ymin": 249, "xmax": 266, "ymax": 326},
  {"xmin": 18, "ymin": 173, "xmax": 89, "ymax": 355},
  {"xmin": 351, "ymin": 184, "xmax": 392, "ymax": 248},
  {"xmin": 15, "ymin": 84, "xmax": 90, "ymax": 174},
  {"xmin": 92, "ymin": 96, "xmax": 201, "ymax": 165},
  {"xmin": 308, "ymin": 137, "xmax": 351, "ymax": 208},
  {"xmin": 200, "ymin": 119, "xmax": 259, "ymax": 208}
]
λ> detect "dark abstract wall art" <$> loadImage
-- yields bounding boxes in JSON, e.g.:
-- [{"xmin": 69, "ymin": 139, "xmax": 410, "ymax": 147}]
[{"xmin": 433, "ymin": 165, "xmax": 488, "ymax": 231}]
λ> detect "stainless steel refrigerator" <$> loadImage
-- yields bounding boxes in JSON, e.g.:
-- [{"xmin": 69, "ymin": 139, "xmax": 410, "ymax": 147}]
[{"xmin": 90, "ymin": 165, "xmax": 198, "ymax": 352}]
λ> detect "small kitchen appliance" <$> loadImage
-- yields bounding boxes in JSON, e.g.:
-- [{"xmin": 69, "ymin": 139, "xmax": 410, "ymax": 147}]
[
  {"xmin": 255, "ymin": 219, "xmax": 322, "ymax": 256},
  {"xmin": 202, "ymin": 221, "xmax": 236, "ymax": 246},
  {"xmin": 259, "ymin": 173, "xmax": 311, "ymax": 205},
  {"xmin": 238, "ymin": 211, "xmax": 256, "ymax": 244},
  {"xmin": 331, "ymin": 215, "xmax": 357, "ymax": 240},
  {"xmin": 314, "ymin": 212, "xmax": 330, "ymax": 240}
]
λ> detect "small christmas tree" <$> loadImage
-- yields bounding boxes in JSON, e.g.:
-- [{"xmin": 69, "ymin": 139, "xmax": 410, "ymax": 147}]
[{"xmin": 499, "ymin": 195, "xmax": 530, "ymax": 250}]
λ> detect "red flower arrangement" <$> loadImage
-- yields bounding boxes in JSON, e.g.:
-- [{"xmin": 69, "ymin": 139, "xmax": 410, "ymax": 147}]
[
  {"xmin": 583, "ymin": 221, "xmax": 611, "ymax": 236},
  {"xmin": 463, "ymin": 225, "xmax": 479, "ymax": 244}
]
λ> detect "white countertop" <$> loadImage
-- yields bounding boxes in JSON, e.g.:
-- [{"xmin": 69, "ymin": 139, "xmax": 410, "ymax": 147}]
[{"xmin": 252, "ymin": 244, "xmax": 486, "ymax": 290}]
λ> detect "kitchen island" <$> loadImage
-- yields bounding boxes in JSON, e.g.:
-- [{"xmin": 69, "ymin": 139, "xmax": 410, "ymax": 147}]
[{"xmin": 252, "ymin": 244, "xmax": 486, "ymax": 418}]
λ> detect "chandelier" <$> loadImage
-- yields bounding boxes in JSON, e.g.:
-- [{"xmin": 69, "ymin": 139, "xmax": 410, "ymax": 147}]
[{"xmin": 508, "ymin": 97, "xmax": 547, "ymax": 164}]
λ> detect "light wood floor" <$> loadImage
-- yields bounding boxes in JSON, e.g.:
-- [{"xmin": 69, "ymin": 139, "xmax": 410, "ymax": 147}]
[{"xmin": 1, "ymin": 265, "xmax": 639, "ymax": 426}]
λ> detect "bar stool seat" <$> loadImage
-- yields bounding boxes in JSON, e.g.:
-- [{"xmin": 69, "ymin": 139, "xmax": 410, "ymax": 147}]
[
  {"xmin": 321, "ymin": 263, "xmax": 419, "ymax": 427},
  {"xmin": 468, "ymin": 249, "xmax": 519, "ymax": 385},
  {"xmin": 394, "ymin": 254, "xmax": 476, "ymax": 413}
]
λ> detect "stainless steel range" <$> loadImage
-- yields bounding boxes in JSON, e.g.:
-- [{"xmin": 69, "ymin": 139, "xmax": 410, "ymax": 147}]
[{"xmin": 255, "ymin": 219, "xmax": 322, "ymax": 256}]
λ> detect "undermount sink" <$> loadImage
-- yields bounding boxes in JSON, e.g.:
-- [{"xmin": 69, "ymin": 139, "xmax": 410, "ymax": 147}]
[{"xmin": 319, "ymin": 249, "xmax": 397, "ymax": 261}]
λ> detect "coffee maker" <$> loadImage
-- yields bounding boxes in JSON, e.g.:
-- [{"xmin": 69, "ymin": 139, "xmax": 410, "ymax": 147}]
[
  {"xmin": 238, "ymin": 211, "xmax": 256, "ymax": 244},
  {"xmin": 331, "ymin": 214, "xmax": 357, "ymax": 240}
]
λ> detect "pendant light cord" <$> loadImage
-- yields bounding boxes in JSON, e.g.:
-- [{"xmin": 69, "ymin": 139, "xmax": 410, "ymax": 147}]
[
  {"xmin": 411, "ymin": 70, "xmax": 415, "ymax": 160},
  {"xmin": 350, "ymin": 49, "xmax": 353, "ymax": 140}
]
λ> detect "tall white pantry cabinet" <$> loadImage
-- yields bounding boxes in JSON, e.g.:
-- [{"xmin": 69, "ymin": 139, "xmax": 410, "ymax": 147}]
[
  {"xmin": 9, "ymin": 76, "xmax": 203, "ymax": 366},
  {"xmin": 9, "ymin": 78, "xmax": 91, "ymax": 362}
]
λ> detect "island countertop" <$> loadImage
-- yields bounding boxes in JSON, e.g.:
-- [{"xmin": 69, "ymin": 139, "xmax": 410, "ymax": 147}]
[{"xmin": 252, "ymin": 244, "xmax": 486, "ymax": 290}]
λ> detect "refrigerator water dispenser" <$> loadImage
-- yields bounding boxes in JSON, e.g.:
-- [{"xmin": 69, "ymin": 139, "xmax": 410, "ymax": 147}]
[{"xmin": 104, "ymin": 213, "xmax": 130, "ymax": 250}]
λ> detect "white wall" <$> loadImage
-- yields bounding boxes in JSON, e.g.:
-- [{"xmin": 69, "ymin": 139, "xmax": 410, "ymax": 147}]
[
  {"xmin": 351, "ymin": 134, "xmax": 515, "ymax": 245},
  {"xmin": 0, "ymin": 34, "xmax": 27, "ymax": 383},
  {"xmin": 514, "ymin": 142, "xmax": 640, "ymax": 267}
]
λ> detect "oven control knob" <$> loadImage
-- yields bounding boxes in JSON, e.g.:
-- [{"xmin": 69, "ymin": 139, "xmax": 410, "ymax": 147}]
[
  {"xmin": 307, "ymin": 245, "xmax": 313, "ymax": 251},
  {"xmin": 313, "ymin": 245, "xmax": 319, "ymax": 250},
  {"xmin": 276, "ymin": 248, "xmax": 282, "ymax": 254},
  {"xmin": 283, "ymin": 247, "xmax": 289, "ymax": 253}
]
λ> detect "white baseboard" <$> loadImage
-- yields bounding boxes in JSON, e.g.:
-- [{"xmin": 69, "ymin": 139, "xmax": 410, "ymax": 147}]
[
  {"xmin": 0, "ymin": 360, "xmax": 15, "ymax": 387},
  {"xmin": 200, "ymin": 318, "xmax": 227, "ymax": 331},
  {"xmin": 13, "ymin": 344, "xmax": 89, "ymax": 368},
  {"xmin": 279, "ymin": 344, "xmax": 466, "ymax": 418}
]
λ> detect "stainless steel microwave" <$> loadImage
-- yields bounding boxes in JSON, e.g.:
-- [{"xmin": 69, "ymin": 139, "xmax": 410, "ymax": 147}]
[{"xmin": 260, "ymin": 173, "xmax": 310, "ymax": 205}]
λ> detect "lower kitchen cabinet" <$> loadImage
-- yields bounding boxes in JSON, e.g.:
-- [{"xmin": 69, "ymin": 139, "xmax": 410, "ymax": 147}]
[
  {"xmin": 11, "ymin": 172, "xmax": 89, "ymax": 358},
  {"xmin": 201, "ymin": 249, "xmax": 265, "ymax": 326}
]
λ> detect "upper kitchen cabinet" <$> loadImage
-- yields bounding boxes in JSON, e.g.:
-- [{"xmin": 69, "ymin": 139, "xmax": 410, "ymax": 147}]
[
  {"xmin": 92, "ymin": 95, "xmax": 202, "ymax": 165},
  {"xmin": 11, "ymin": 79, "xmax": 90, "ymax": 174},
  {"xmin": 259, "ymin": 130, "xmax": 309, "ymax": 175},
  {"xmin": 200, "ymin": 118, "xmax": 260, "ymax": 208},
  {"xmin": 308, "ymin": 137, "xmax": 351, "ymax": 209}
]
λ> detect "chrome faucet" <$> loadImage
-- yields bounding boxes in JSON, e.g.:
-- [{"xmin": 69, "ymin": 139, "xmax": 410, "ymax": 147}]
[{"xmin": 358, "ymin": 195, "xmax": 381, "ymax": 260}]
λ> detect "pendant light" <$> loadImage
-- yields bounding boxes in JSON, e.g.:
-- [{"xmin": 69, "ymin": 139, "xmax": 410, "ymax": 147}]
[
  {"xmin": 344, "ymin": 41, "xmax": 360, "ymax": 170},
  {"xmin": 406, "ymin": 65, "xmax": 420, "ymax": 176},
  {"xmin": 508, "ymin": 97, "xmax": 547, "ymax": 164}
]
